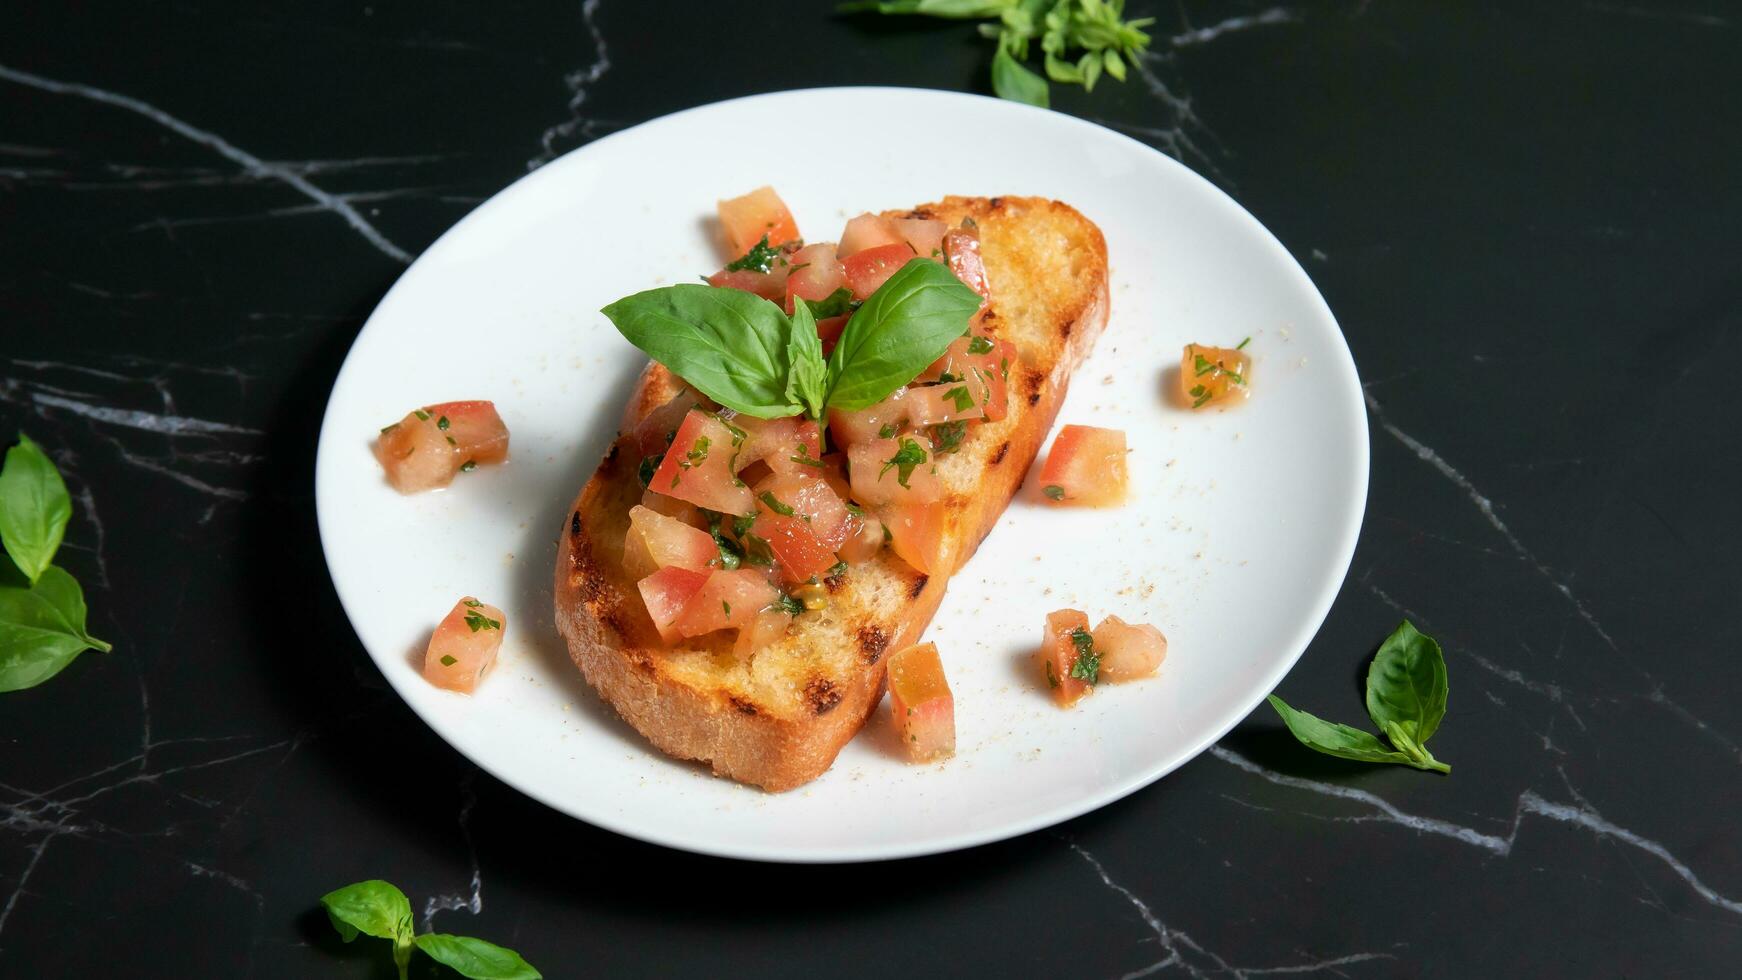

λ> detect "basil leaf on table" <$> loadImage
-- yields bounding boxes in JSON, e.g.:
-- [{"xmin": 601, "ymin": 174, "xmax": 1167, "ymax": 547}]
[
  {"xmin": 0, "ymin": 566, "xmax": 112, "ymax": 693},
  {"xmin": 825, "ymin": 258, "xmax": 984, "ymax": 410},
  {"xmin": 0, "ymin": 433, "xmax": 72, "ymax": 584},
  {"xmin": 601, "ymin": 284, "xmax": 803, "ymax": 418},
  {"xmin": 1364, "ymin": 620, "xmax": 1448, "ymax": 746},
  {"xmin": 414, "ymin": 934, "xmax": 544, "ymax": 980},
  {"xmin": 321, "ymin": 879, "xmax": 413, "ymax": 945},
  {"xmin": 1265, "ymin": 695, "xmax": 1416, "ymax": 766},
  {"xmin": 785, "ymin": 297, "xmax": 828, "ymax": 421},
  {"xmin": 991, "ymin": 45, "xmax": 1049, "ymax": 108},
  {"xmin": 1380, "ymin": 719, "xmax": 1450, "ymax": 774}
]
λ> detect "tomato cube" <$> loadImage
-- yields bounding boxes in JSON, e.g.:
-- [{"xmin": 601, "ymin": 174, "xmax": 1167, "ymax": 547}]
[
  {"xmin": 905, "ymin": 382, "xmax": 986, "ymax": 427},
  {"xmin": 375, "ymin": 410, "xmax": 459, "ymax": 493},
  {"xmin": 625, "ymin": 504, "xmax": 718, "ymax": 581},
  {"xmin": 637, "ymin": 565, "xmax": 711, "ymax": 644},
  {"xmin": 887, "ymin": 642, "xmax": 955, "ymax": 762},
  {"xmin": 750, "ymin": 511, "xmax": 836, "ymax": 584},
  {"xmin": 733, "ymin": 415, "xmax": 823, "ymax": 478},
  {"xmin": 673, "ymin": 569, "xmax": 780, "ymax": 638},
  {"xmin": 881, "ymin": 500, "xmax": 945, "ymax": 576},
  {"xmin": 734, "ymin": 606, "xmax": 793, "ymax": 659},
  {"xmin": 423, "ymin": 597, "xmax": 507, "ymax": 694},
  {"xmin": 1092, "ymin": 615, "xmax": 1168, "ymax": 682},
  {"xmin": 843, "ymin": 244, "xmax": 917, "ymax": 300},
  {"xmin": 754, "ymin": 473, "xmax": 849, "ymax": 550},
  {"xmin": 708, "ymin": 266, "xmax": 788, "ymax": 301},
  {"xmin": 943, "ymin": 227, "xmax": 992, "ymax": 308},
  {"xmin": 837, "ymin": 512, "xmax": 885, "ymax": 564},
  {"xmin": 1038, "ymin": 425, "xmax": 1128, "ymax": 507},
  {"xmin": 848, "ymin": 436, "xmax": 942, "ymax": 506},
  {"xmin": 718, "ymin": 186, "xmax": 800, "ymax": 255},
  {"xmin": 837, "ymin": 213, "xmax": 904, "ymax": 257},
  {"xmin": 827, "ymin": 387, "xmax": 910, "ymax": 449},
  {"xmin": 650, "ymin": 410, "xmax": 755, "ymax": 516},
  {"xmin": 1181, "ymin": 343, "xmax": 1251, "ymax": 409},
  {"xmin": 889, "ymin": 217, "xmax": 947, "ymax": 259},
  {"xmin": 784, "ymin": 243, "xmax": 847, "ymax": 308},
  {"xmin": 1038, "ymin": 609, "xmax": 1094, "ymax": 707},
  {"xmin": 423, "ymin": 401, "xmax": 509, "ymax": 465}
]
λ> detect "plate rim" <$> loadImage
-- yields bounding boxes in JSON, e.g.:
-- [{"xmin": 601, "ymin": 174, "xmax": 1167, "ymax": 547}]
[{"xmin": 314, "ymin": 85, "xmax": 1369, "ymax": 863}]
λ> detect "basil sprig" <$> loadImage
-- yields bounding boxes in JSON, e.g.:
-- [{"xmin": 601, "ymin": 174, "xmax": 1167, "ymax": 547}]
[
  {"xmin": 602, "ymin": 258, "xmax": 980, "ymax": 424},
  {"xmin": 1267, "ymin": 621, "xmax": 1452, "ymax": 774},
  {"xmin": 0, "ymin": 434, "xmax": 111, "ymax": 693},
  {"xmin": 321, "ymin": 879, "xmax": 541, "ymax": 980}
]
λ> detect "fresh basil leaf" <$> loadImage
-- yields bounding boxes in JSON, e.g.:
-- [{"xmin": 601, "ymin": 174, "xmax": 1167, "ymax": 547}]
[
  {"xmin": 321, "ymin": 880, "xmax": 413, "ymax": 946},
  {"xmin": 414, "ymin": 934, "xmax": 542, "ymax": 980},
  {"xmin": 992, "ymin": 45, "xmax": 1049, "ymax": 107},
  {"xmin": 807, "ymin": 286, "xmax": 857, "ymax": 319},
  {"xmin": 826, "ymin": 259, "xmax": 983, "ymax": 411},
  {"xmin": 1364, "ymin": 620, "xmax": 1448, "ymax": 746},
  {"xmin": 785, "ymin": 298, "xmax": 828, "ymax": 421},
  {"xmin": 1266, "ymin": 695, "xmax": 1416, "ymax": 766},
  {"xmin": 1381, "ymin": 719, "xmax": 1451, "ymax": 774},
  {"xmin": 602, "ymin": 285, "xmax": 803, "ymax": 419},
  {"xmin": 0, "ymin": 434, "xmax": 72, "ymax": 584},
  {"xmin": 0, "ymin": 566, "xmax": 111, "ymax": 693}
]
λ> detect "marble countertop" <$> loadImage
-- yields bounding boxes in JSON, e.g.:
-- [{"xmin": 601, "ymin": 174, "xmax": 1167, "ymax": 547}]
[{"xmin": 2, "ymin": 2, "xmax": 1737, "ymax": 976}]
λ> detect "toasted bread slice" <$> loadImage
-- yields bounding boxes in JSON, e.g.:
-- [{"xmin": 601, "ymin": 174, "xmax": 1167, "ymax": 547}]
[{"xmin": 555, "ymin": 196, "xmax": 1109, "ymax": 791}]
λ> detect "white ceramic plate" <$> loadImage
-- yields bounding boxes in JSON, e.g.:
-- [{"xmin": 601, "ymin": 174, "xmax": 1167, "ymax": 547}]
[{"xmin": 315, "ymin": 88, "xmax": 1367, "ymax": 863}]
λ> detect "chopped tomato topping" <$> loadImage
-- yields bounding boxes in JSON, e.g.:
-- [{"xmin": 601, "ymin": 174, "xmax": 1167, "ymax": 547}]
[
  {"xmin": 816, "ymin": 314, "xmax": 849, "ymax": 356},
  {"xmin": 887, "ymin": 642, "xmax": 955, "ymax": 762},
  {"xmin": 905, "ymin": 382, "xmax": 987, "ymax": 427},
  {"xmin": 375, "ymin": 400, "xmax": 510, "ymax": 493},
  {"xmin": 1039, "ymin": 425, "xmax": 1128, "ymax": 507},
  {"xmin": 637, "ymin": 565, "xmax": 711, "ymax": 644},
  {"xmin": 943, "ymin": 227, "xmax": 992, "ymax": 308},
  {"xmin": 672, "ymin": 569, "xmax": 781, "ymax": 638},
  {"xmin": 843, "ymin": 243, "xmax": 917, "ymax": 300},
  {"xmin": 624, "ymin": 504, "xmax": 718, "ymax": 582},
  {"xmin": 734, "ymin": 607, "xmax": 792, "ymax": 658},
  {"xmin": 638, "ymin": 488, "xmax": 706, "ymax": 530},
  {"xmin": 754, "ymin": 472, "xmax": 850, "ymax": 550},
  {"xmin": 423, "ymin": 401, "xmax": 509, "ymax": 465},
  {"xmin": 881, "ymin": 500, "xmax": 945, "ymax": 575},
  {"xmin": 717, "ymin": 186, "xmax": 800, "ymax": 255},
  {"xmin": 707, "ymin": 266, "xmax": 788, "ymax": 301},
  {"xmin": 916, "ymin": 335, "xmax": 1015, "ymax": 422},
  {"xmin": 837, "ymin": 212, "xmax": 904, "ymax": 257},
  {"xmin": 650, "ymin": 410, "xmax": 755, "ymax": 516},
  {"xmin": 423, "ymin": 596, "xmax": 506, "ymax": 694},
  {"xmin": 750, "ymin": 511, "xmax": 837, "ymax": 584},
  {"xmin": 848, "ymin": 436, "xmax": 942, "ymax": 507},
  {"xmin": 783, "ymin": 242, "xmax": 847, "ymax": 309},
  {"xmin": 1092, "ymin": 615, "xmax": 1168, "ymax": 681},
  {"xmin": 629, "ymin": 391, "xmax": 704, "ymax": 459},
  {"xmin": 836, "ymin": 511, "xmax": 884, "ymax": 563},
  {"xmin": 1038, "ymin": 609, "xmax": 1093, "ymax": 707},
  {"xmin": 827, "ymin": 387, "xmax": 911, "ymax": 448},
  {"xmin": 732, "ymin": 415, "xmax": 823, "ymax": 478},
  {"xmin": 1181, "ymin": 343, "xmax": 1251, "ymax": 409},
  {"xmin": 890, "ymin": 217, "xmax": 947, "ymax": 259}
]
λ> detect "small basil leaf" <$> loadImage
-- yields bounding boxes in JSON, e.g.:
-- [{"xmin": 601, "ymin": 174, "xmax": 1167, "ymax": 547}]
[
  {"xmin": 785, "ymin": 298, "xmax": 828, "ymax": 421},
  {"xmin": 320, "ymin": 880, "xmax": 413, "ymax": 946},
  {"xmin": 1364, "ymin": 620, "xmax": 1448, "ymax": 746},
  {"xmin": 1381, "ymin": 719, "xmax": 1451, "ymax": 774},
  {"xmin": 602, "ymin": 285, "xmax": 803, "ymax": 419},
  {"xmin": 413, "ymin": 934, "xmax": 543, "ymax": 980},
  {"xmin": 826, "ymin": 259, "xmax": 983, "ymax": 411},
  {"xmin": 0, "ymin": 433, "xmax": 72, "ymax": 584},
  {"xmin": 1266, "ymin": 695, "xmax": 1415, "ymax": 766},
  {"xmin": 0, "ymin": 565, "xmax": 111, "ymax": 693},
  {"xmin": 991, "ymin": 46, "xmax": 1050, "ymax": 107}
]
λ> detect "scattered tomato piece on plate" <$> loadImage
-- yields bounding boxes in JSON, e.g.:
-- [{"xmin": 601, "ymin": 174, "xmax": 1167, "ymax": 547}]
[
  {"xmin": 1181, "ymin": 342, "xmax": 1251, "ymax": 409},
  {"xmin": 887, "ymin": 642, "xmax": 955, "ymax": 762},
  {"xmin": 374, "ymin": 401, "xmax": 509, "ymax": 493},
  {"xmin": 1037, "ymin": 609, "xmax": 1095, "ymax": 707},
  {"xmin": 423, "ymin": 597, "xmax": 506, "ymax": 694},
  {"xmin": 1092, "ymin": 614, "xmax": 1168, "ymax": 681},
  {"xmin": 1038, "ymin": 424, "xmax": 1128, "ymax": 507},
  {"xmin": 717, "ymin": 186, "xmax": 799, "ymax": 255}
]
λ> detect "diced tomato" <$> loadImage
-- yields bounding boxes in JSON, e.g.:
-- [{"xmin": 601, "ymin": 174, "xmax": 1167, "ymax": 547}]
[
  {"xmin": 816, "ymin": 452, "xmax": 853, "ymax": 501},
  {"xmin": 887, "ymin": 642, "xmax": 955, "ymax": 762},
  {"xmin": 881, "ymin": 500, "xmax": 945, "ymax": 575},
  {"xmin": 732, "ymin": 415, "xmax": 823, "ymax": 477},
  {"xmin": 889, "ymin": 217, "xmax": 947, "ymax": 260},
  {"xmin": 626, "ymin": 504, "xmax": 718, "ymax": 576},
  {"xmin": 1038, "ymin": 609, "xmax": 1093, "ymax": 707},
  {"xmin": 754, "ymin": 472, "xmax": 850, "ymax": 550},
  {"xmin": 423, "ymin": 401, "xmax": 509, "ymax": 465},
  {"xmin": 784, "ymin": 243, "xmax": 847, "ymax": 309},
  {"xmin": 629, "ymin": 391, "xmax": 703, "ymax": 459},
  {"xmin": 915, "ymin": 335, "xmax": 1015, "ymax": 423},
  {"xmin": 905, "ymin": 383, "xmax": 986, "ymax": 427},
  {"xmin": 837, "ymin": 213, "xmax": 904, "ymax": 257},
  {"xmin": 750, "ymin": 511, "xmax": 836, "ymax": 584},
  {"xmin": 637, "ymin": 565, "xmax": 711, "ymax": 644},
  {"xmin": 718, "ymin": 186, "xmax": 800, "ymax": 255},
  {"xmin": 1038, "ymin": 425, "xmax": 1128, "ymax": 507},
  {"xmin": 980, "ymin": 339, "xmax": 1016, "ymax": 422},
  {"xmin": 423, "ymin": 597, "xmax": 507, "ymax": 694},
  {"xmin": 837, "ymin": 512, "xmax": 885, "ymax": 563},
  {"xmin": 816, "ymin": 315, "xmax": 849, "ymax": 356},
  {"xmin": 638, "ymin": 488, "xmax": 706, "ymax": 529},
  {"xmin": 707, "ymin": 266, "xmax": 788, "ymax": 301},
  {"xmin": 673, "ymin": 569, "xmax": 780, "ymax": 638},
  {"xmin": 1180, "ymin": 343, "xmax": 1252, "ymax": 409},
  {"xmin": 650, "ymin": 411, "xmax": 755, "ymax": 516},
  {"xmin": 734, "ymin": 607, "xmax": 792, "ymax": 658},
  {"xmin": 375, "ymin": 410, "xmax": 459, "ymax": 493},
  {"xmin": 843, "ymin": 244, "xmax": 917, "ymax": 300},
  {"xmin": 827, "ymin": 387, "xmax": 910, "ymax": 448},
  {"xmin": 1092, "ymin": 615, "xmax": 1168, "ymax": 682},
  {"xmin": 943, "ymin": 228, "xmax": 992, "ymax": 307},
  {"xmin": 848, "ymin": 437, "xmax": 942, "ymax": 506}
]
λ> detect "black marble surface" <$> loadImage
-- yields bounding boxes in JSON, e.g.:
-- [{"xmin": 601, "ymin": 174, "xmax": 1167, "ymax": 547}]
[{"xmin": 3, "ymin": 2, "xmax": 1738, "ymax": 976}]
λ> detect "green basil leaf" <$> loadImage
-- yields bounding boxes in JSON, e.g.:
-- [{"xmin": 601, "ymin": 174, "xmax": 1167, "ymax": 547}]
[
  {"xmin": 1381, "ymin": 719, "xmax": 1451, "ymax": 774},
  {"xmin": 785, "ymin": 298, "xmax": 828, "ymax": 420},
  {"xmin": 991, "ymin": 45, "xmax": 1050, "ymax": 107},
  {"xmin": 826, "ymin": 259, "xmax": 983, "ymax": 411},
  {"xmin": 0, "ymin": 566, "xmax": 111, "ymax": 693},
  {"xmin": 806, "ymin": 286, "xmax": 857, "ymax": 319},
  {"xmin": 1364, "ymin": 620, "xmax": 1448, "ymax": 746},
  {"xmin": 1266, "ymin": 695, "xmax": 1415, "ymax": 766},
  {"xmin": 320, "ymin": 880, "xmax": 413, "ymax": 946},
  {"xmin": 601, "ymin": 284, "xmax": 803, "ymax": 419},
  {"xmin": 414, "ymin": 934, "xmax": 542, "ymax": 980},
  {"xmin": 0, "ymin": 434, "xmax": 72, "ymax": 584}
]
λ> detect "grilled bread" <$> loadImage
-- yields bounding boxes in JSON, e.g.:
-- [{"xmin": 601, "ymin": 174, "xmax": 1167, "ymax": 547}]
[{"xmin": 555, "ymin": 196, "xmax": 1109, "ymax": 791}]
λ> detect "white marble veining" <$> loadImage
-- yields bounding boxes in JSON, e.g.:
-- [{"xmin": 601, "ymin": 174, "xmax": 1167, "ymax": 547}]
[{"xmin": 529, "ymin": 0, "xmax": 612, "ymax": 170}]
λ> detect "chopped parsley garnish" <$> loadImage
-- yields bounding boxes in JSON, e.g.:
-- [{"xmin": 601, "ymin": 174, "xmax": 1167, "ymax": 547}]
[
  {"xmin": 413, "ymin": 409, "xmax": 431, "ymax": 421},
  {"xmin": 1194, "ymin": 354, "xmax": 1216, "ymax": 377},
  {"xmin": 464, "ymin": 599, "xmax": 481, "ymax": 607},
  {"xmin": 878, "ymin": 422, "xmax": 899, "ymax": 440},
  {"xmin": 638, "ymin": 453, "xmax": 664, "ymax": 488},
  {"xmin": 775, "ymin": 593, "xmax": 805, "ymax": 616},
  {"xmin": 741, "ymin": 533, "xmax": 777, "ymax": 568},
  {"xmin": 1189, "ymin": 384, "xmax": 1212, "ymax": 409},
  {"xmin": 705, "ymin": 513, "xmax": 745, "ymax": 570},
  {"xmin": 966, "ymin": 334, "xmax": 995, "ymax": 355},
  {"xmin": 759, "ymin": 491, "xmax": 798, "ymax": 517},
  {"xmin": 1236, "ymin": 336, "xmax": 1251, "ymax": 350},
  {"xmin": 436, "ymin": 415, "xmax": 450, "ymax": 431},
  {"xmin": 944, "ymin": 386, "xmax": 975, "ymax": 412},
  {"xmin": 464, "ymin": 611, "xmax": 501, "ymax": 633},
  {"xmin": 684, "ymin": 436, "xmax": 711, "ymax": 467},
  {"xmin": 1046, "ymin": 659, "xmax": 1061, "ymax": 689},
  {"xmin": 724, "ymin": 235, "xmax": 781, "ymax": 274},
  {"xmin": 722, "ymin": 600, "xmax": 731, "ymax": 618},
  {"xmin": 843, "ymin": 502, "xmax": 865, "ymax": 518},
  {"xmin": 1224, "ymin": 369, "xmax": 1247, "ymax": 386},
  {"xmin": 1043, "ymin": 485, "xmax": 1065, "ymax": 501},
  {"xmin": 879, "ymin": 438, "xmax": 928, "ymax": 489},
  {"xmin": 930, "ymin": 420, "xmax": 968, "ymax": 454},
  {"xmin": 788, "ymin": 444, "xmax": 827, "ymax": 468},
  {"xmin": 807, "ymin": 286, "xmax": 857, "ymax": 319},
  {"xmin": 379, "ymin": 422, "xmax": 400, "ymax": 434},
  {"xmin": 937, "ymin": 371, "xmax": 961, "ymax": 384},
  {"xmin": 460, "ymin": 460, "xmax": 477, "ymax": 472},
  {"xmin": 440, "ymin": 654, "xmax": 458, "ymax": 667},
  {"xmin": 445, "ymin": 435, "xmax": 457, "ymax": 446},
  {"xmin": 717, "ymin": 416, "xmax": 747, "ymax": 446},
  {"xmin": 826, "ymin": 560, "xmax": 848, "ymax": 578},
  {"xmin": 1068, "ymin": 628, "xmax": 1100, "ymax": 684}
]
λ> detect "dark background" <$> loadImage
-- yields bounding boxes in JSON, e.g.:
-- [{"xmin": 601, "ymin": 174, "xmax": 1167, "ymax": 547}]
[{"xmin": 3, "ymin": 2, "xmax": 1738, "ymax": 976}]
